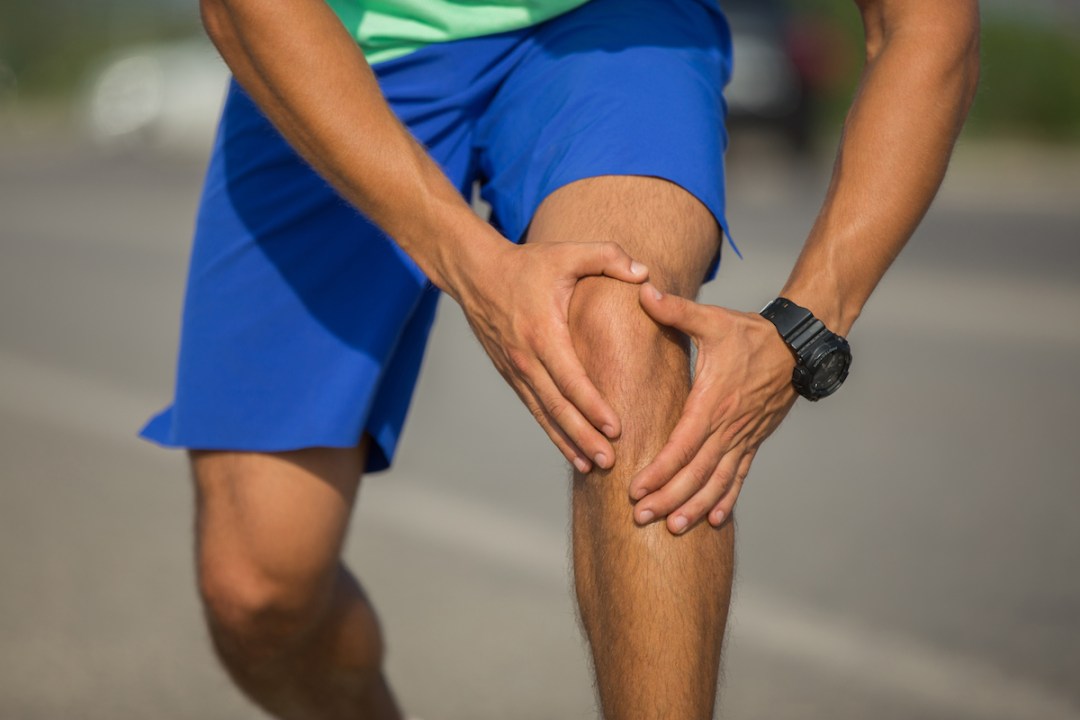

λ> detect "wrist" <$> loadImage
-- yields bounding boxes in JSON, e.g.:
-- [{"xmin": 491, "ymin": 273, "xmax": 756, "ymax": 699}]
[
  {"xmin": 778, "ymin": 280, "xmax": 861, "ymax": 337},
  {"xmin": 391, "ymin": 187, "xmax": 506, "ymax": 299},
  {"xmin": 356, "ymin": 138, "xmax": 506, "ymax": 297},
  {"xmin": 760, "ymin": 297, "xmax": 852, "ymax": 401},
  {"xmin": 420, "ymin": 209, "xmax": 509, "ymax": 303}
]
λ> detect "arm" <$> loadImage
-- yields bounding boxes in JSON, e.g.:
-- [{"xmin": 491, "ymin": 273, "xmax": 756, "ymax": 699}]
[
  {"xmin": 780, "ymin": 0, "xmax": 981, "ymax": 335},
  {"xmin": 200, "ymin": 0, "xmax": 649, "ymax": 472},
  {"xmin": 629, "ymin": 0, "xmax": 981, "ymax": 533}
]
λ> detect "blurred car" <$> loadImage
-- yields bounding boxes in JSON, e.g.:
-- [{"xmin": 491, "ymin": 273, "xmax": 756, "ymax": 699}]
[
  {"xmin": 81, "ymin": 37, "xmax": 229, "ymax": 153},
  {"xmin": 723, "ymin": 0, "xmax": 831, "ymax": 152}
]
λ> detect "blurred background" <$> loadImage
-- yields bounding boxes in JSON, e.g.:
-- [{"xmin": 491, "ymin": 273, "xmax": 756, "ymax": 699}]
[{"xmin": 1, "ymin": 1, "xmax": 1078, "ymax": 718}]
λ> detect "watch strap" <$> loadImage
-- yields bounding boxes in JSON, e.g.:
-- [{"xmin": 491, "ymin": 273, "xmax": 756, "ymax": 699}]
[{"xmin": 760, "ymin": 297, "xmax": 825, "ymax": 358}]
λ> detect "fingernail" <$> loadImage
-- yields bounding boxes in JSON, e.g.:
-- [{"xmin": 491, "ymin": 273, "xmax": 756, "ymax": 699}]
[
  {"xmin": 712, "ymin": 511, "xmax": 725, "ymax": 526},
  {"xmin": 602, "ymin": 424, "xmax": 617, "ymax": 439},
  {"xmin": 649, "ymin": 284, "xmax": 663, "ymax": 301},
  {"xmin": 594, "ymin": 452, "xmax": 609, "ymax": 469},
  {"xmin": 672, "ymin": 515, "xmax": 689, "ymax": 532},
  {"xmin": 638, "ymin": 509, "xmax": 654, "ymax": 524},
  {"xmin": 573, "ymin": 457, "xmax": 590, "ymax": 474},
  {"xmin": 630, "ymin": 486, "xmax": 646, "ymax": 501},
  {"xmin": 630, "ymin": 261, "xmax": 647, "ymax": 276}
]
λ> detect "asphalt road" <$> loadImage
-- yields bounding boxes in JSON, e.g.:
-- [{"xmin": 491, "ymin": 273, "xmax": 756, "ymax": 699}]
[{"xmin": 1, "ymin": 133, "xmax": 1078, "ymax": 720}]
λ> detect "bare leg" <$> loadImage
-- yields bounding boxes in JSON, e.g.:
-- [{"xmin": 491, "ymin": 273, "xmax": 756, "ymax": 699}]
[
  {"xmin": 528, "ymin": 176, "xmax": 734, "ymax": 719},
  {"xmin": 191, "ymin": 442, "xmax": 402, "ymax": 720}
]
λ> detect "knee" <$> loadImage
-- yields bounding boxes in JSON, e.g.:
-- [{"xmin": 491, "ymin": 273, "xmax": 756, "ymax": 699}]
[
  {"xmin": 568, "ymin": 277, "xmax": 691, "ymax": 463},
  {"xmin": 570, "ymin": 276, "xmax": 683, "ymax": 374},
  {"xmin": 197, "ymin": 557, "xmax": 331, "ymax": 665}
]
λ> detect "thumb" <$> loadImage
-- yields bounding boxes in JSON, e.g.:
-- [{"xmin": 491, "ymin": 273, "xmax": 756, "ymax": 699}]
[
  {"xmin": 571, "ymin": 241, "xmax": 649, "ymax": 284},
  {"xmin": 639, "ymin": 283, "xmax": 709, "ymax": 336}
]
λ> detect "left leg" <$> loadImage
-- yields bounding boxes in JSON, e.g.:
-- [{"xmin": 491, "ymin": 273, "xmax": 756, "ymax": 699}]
[{"xmin": 526, "ymin": 175, "xmax": 733, "ymax": 719}]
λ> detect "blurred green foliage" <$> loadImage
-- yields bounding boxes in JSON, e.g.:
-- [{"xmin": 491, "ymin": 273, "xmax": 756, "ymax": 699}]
[
  {"xmin": 796, "ymin": 1, "xmax": 1080, "ymax": 142},
  {"xmin": 2, "ymin": 0, "xmax": 1078, "ymax": 141},
  {"xmin": 970, "ymin": 19, "xmax": 1080, "ymax": 141},
  {"xmin": 0, "ymin": 0, "xmax": 197, "ymax": 97}
]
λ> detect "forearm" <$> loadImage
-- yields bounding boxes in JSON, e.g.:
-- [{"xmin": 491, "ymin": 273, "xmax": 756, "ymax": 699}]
[
  {"xmin": 200, "ymin": 0, "xmax": 500, "ymax": 297},
  {"xmin": 781, "ymin": 1, "xmax": 981, "ymax": 335}
]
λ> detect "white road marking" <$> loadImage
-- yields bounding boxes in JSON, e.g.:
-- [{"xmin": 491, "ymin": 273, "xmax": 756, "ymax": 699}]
[
  {"xmin": 362, "ymin": 481, "xmax": 1080, "ymax": 720},
  {"xmin": 3, "ymin": 350, "xmax": 1078, "ymax": 720},
  {"xmin": 0, "ymin": 351, "xmax": 161, "ymax": 449}
]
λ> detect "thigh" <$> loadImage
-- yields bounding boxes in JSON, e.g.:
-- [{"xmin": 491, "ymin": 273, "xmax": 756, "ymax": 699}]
[
  {"xmin": 527, "ymin": 175, "xmax": 719, "ymax": 293},
  {"xmin": 477, "ymin": 0, "xmax": 736, "ymax": 278},
  {"xmin": 192, "ymin": 443, "xmax": 367, "ymax": 593}
]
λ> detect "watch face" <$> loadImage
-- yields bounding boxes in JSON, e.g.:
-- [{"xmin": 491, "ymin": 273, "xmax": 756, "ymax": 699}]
[{"xmin": 810, "ymin": 347, "xmax": 851, "ymax": 395}]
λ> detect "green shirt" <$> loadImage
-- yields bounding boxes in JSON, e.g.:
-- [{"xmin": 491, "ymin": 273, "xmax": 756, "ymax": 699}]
[{"xmin": 327, "ymin": 0, "xmax": 591, "ymax": 64}]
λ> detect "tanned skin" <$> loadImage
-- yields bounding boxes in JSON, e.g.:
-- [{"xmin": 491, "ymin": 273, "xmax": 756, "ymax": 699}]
[
  {"xmin": 189, "ymin": 0, "xmax": 980, "ymax": 717},
  {"xmin": 628, "ymin": 0, "xmax": 981, "ymax": 534}
]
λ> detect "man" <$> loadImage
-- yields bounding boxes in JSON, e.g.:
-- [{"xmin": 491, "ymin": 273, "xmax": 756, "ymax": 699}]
[{"xmin": 141, "ymin": 0, "xmax": 980, "ymax": 717}]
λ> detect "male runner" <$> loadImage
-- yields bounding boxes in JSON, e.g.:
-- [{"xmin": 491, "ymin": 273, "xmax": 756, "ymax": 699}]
[{"xmin": 141, "ymin": 0, "xmax": 980, "ymax": 717}]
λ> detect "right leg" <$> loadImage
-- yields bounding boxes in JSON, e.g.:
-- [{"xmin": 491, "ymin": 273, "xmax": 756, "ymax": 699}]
[
  {"xmin": 192, "ymin": 442, "xmax": 402, "ymax": 720},
  {"xmin": 527, "ymin": 177, "xmax": 732, "ymax": 719}
]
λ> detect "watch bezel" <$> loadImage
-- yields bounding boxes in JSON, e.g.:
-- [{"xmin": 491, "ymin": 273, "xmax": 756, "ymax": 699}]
[
  {"xmin": 798, "ymin": 335, "xmax": 851, "ymax": 400},
  {"xmin": 761, "ymin": 297, "xmax": 852, "ymax": 401}
]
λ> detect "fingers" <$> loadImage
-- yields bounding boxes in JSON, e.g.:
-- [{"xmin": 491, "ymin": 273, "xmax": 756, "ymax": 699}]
[
  {"xmin": 668, "ymin": 449, "xmax": 745, "ymax": 533},
  {"xmin": 638, "ymin": 282, "xmax": 712, "ymax": 337},
  {"xmin": 661, "ymin": 448, "xmax": 744, "ymax": 533},
  {"xmin": 464, "ymin": 240, "xmax": 650, "ymax": 474},
  {"xmin": 533, "ymin": 371, "xmax": 616, "ymax": 470},
  {"xmin": 569, "ymin": 242, "xmax": 649, "ymax": 284},
  {"xmin": 537, "ymin": 324, "xmax": 621, "ymax": 440},
  {"xmin": 632, "ymin": 430, "xmax": 728, "ymax": 528},
  {"xmin": 513, "ymin": 241, "xmax": 646, "ymax": 464},
  {"xmin": 514, "ymin": 351, "xmax": 616, "ymax": 470},
  {"xmin": 513, "ymin": 374, "xmax": 594, "ymax": 474},
  {"xmin": 628, "ymin": 394, "xmax": 714, "ymax": 500},
  {"xmin": 635, "ymin": 444, "xmax": 751, "ymax": 535},
  {"xmin": 708, "ymin": 450, "xmax": 754, "ymax": 527}
]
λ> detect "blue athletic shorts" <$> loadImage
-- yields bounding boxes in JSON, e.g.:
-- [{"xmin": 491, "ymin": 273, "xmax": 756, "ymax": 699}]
[{"xmin": 140, "ymin": 0, "xmax": 735, "ymax": 472}]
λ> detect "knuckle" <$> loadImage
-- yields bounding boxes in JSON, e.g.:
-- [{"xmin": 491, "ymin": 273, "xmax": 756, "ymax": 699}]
[
  {"xmin": 506, "ymin": 348, "xmax": 530, "ymax": 374},
  {"xmin": 685, "ymin": 463, "xmax": 711, "ymax": 490},
  {"xmin": 545, "ymin": 398, "xmax": 570, "ymax": 424},
  {"xmin": 714, "ymin": 396, "xmax": 737, "ymax": 420},
  {"xmin": 715, "ymin": 471, "xmax": 736, "ymax": 495},
  {"xmin": 561, "ymin": 372, "xmax": 593, "ymax": 403},
  {"xmin": 519, "ymin": 322, "xmax": 543, "ymax": 347},
  {"xmin": 527, "ymin": 401, "xmax": 546, "ymax": 424},
  {"xmin": 674, "ymin": 443, "xmax": 697, "ymax": 469},
  {"xmin": 718, "ymin": 425, "xmax": 742, "ymax": 449}
]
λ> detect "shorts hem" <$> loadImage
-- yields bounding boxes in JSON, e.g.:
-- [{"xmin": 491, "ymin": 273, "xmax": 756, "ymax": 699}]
[
  {"xmin": 509, "ymin": 170, "xmax": 738, "ymax": 282},
  {"xmin": 138, "ymin": 408, "xmax": 395, "ymax": 473}
]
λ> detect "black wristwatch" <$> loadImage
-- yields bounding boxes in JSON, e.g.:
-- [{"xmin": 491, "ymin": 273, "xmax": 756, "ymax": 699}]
[{"xmin": 760, "ymin": 297, "xmax": 851, "ymax": 401}]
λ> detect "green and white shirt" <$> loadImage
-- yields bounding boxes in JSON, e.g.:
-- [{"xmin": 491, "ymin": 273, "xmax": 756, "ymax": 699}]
[{"xmin": 326, "ymin": 0, "xmax": 591, "ymax": 64}]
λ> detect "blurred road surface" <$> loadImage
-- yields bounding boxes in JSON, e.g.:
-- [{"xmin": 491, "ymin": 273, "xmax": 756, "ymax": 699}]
[{"xmin": 1, "ymin": 133, "xmax": 1079, "ymax": 719}]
